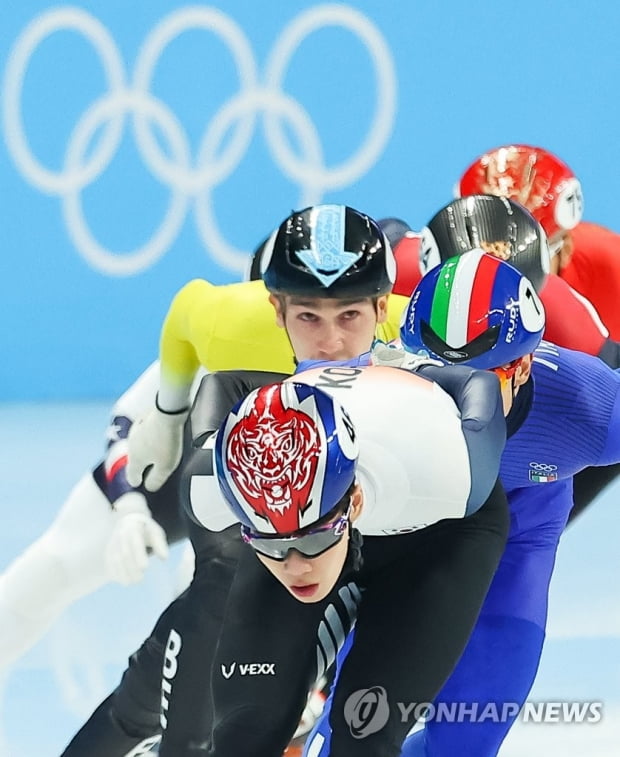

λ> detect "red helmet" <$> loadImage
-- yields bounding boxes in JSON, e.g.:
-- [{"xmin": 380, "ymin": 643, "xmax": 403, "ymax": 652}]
[
  {"xmin": 392, "ymin": 233, "xmax": 422, "ymax": 297},
  {"xmin": 456, "ymin": 144, "xmax": 583, "ymax": 240}
]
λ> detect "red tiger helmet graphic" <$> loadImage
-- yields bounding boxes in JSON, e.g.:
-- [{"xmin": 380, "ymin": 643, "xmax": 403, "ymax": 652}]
[{"xmin": 215, "ymin": 381, "xmax": 358, "ymax": 534}]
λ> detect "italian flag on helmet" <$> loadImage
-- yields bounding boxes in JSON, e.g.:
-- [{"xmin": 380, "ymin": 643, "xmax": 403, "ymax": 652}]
[
  {"xmin": 402, "ymin": 249, "xmax": 545, "ymax": 369},
  {"xmin": 429, "ymin": 248, "xmax": 505, "ymax": 349}
]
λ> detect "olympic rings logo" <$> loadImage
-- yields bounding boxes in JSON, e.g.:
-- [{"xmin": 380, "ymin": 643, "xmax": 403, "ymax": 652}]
[
  {"xmin": 529, "ymin": 463, "xmax": 558, "ymax": 472},
  {"xmin": 3, "ymin": 5, "xmax": 397, "ymax": 276}
]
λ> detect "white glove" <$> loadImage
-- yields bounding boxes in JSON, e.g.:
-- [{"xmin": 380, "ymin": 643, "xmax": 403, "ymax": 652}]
[
  {"xmin": 126, "ymin": 400, "xmax": 189, "ymax": 491},
  {"xmin": 105, "ymin": 492, "xmax": 169, "ymax": 585},
  {"xmin": 293, "ymin": 681, "xmax": 327, "ymax": 741},
  {"xmin": 371, "ymin": 341, "xmax": 444, "ymax": 371}
]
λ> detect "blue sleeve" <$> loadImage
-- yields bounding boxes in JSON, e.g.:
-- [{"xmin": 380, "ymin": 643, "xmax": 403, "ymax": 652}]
[
  {"xmin": 511, "ymin": 345, "xmax": 620, "ymax": 482},
  {"xmin": 417, "ymin": 365, "xmax": 506, "ymax": 512},
  {"xmin": 598, "ymin": 376, "xmax": 620, "ymax": 464},
  {"xmin": 562, "ymin": 348, "xmax": 620, "ymax": 466}
]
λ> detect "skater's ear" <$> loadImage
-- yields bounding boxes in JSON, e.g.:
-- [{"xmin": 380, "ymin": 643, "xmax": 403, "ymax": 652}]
[
  {"xmin": 349, "ymin": 482, "xmax": 364, "ymax": 522},
  {"xmin": 514, "ymin": 354, "xmax": 533, "ymax": 386}
]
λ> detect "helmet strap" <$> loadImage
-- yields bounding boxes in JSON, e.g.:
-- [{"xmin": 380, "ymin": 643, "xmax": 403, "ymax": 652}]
[
  {"xmin": 511, "ymin": 373, "xmax": 518, "ymax": 400},
  {"xmin": 347, "ymin": 525, "xmax": 364, "ymax": 572}
]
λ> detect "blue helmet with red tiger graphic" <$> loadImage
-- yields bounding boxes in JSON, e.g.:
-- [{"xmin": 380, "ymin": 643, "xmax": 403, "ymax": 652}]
[
  {"xmin": 215, "ymin": 381, "xmax": 359, "ymax": 535},
  {"xmin": 400, "ymin": 250, "xmax": 545, "ymax": 370}
]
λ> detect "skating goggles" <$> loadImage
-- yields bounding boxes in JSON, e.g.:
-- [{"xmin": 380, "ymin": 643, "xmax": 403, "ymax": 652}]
[
  {"xmin": 241, "ymin": 504, "xmax": 351, "ymax": 561},
  {"xmin": 489, "ymin": 358, "xmax": 522, "ymax": 387}
]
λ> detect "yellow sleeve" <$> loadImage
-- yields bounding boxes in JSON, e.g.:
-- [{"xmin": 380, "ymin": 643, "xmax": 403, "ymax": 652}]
[
  {"xmin": 157, "ymin": 279, "xmax": 297, "ymax": 409},
  {"xmin": 376, "ymin": 293, "xmax": 408, "ymax": 342},
  {"xmin": 158, "ymin": 279, "xmax": 215, "ymax": 410}
]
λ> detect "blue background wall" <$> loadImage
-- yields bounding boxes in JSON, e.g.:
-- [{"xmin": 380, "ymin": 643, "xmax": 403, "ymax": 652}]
[{"xmin": 2, "ymin": 0, "xmax": 619, "ymax": 400}]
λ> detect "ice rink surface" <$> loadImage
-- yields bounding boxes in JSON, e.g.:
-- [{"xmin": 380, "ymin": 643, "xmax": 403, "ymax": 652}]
[{"xmin": 0, "ymin": 401, "xmax": 618, "ymax": 756}]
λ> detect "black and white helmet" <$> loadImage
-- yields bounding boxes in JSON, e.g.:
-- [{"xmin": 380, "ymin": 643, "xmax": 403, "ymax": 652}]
[
  {"xmin": 260, "ymin": 204, "xmax": 396, "ymax": 297},
  {"xmin": 419, "ymin": 195, "xmax": 551, "ymax": 293}
]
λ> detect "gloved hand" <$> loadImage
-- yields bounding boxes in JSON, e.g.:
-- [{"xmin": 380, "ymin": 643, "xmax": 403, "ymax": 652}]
[
  {"xmin": 371, "ymin": 341, "xmax": 444, "ymax": 371},
  {"xmin": 291, "ymin": 681, "xmax": 328, "ymax": 743},
  {"xmin": 126, "ymin": 400, "xmax": 189, "ymax": 491},
  {"xmin": 105, "ymin": 492, "xmax": 169, "ymax": 585}
]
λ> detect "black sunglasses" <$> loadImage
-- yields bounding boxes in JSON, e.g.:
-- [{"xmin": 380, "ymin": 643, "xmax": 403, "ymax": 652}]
[{"xmin": 240, "ymin": 503, "xmax": 351, "ymax": 561}]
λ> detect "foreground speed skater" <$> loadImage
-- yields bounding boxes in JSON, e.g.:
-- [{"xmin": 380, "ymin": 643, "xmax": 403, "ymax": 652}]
[{"xmin": 190, "ymin": 361, "xmax": 509, "ymax": 756}]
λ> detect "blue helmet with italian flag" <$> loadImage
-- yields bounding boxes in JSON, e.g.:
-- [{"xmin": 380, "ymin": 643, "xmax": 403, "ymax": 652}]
[{"xmin": 400, "ymin": 249, "xmax": 545, "ymax": 369}]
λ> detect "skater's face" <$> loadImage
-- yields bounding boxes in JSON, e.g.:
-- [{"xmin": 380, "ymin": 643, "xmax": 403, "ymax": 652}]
[
  {"xmin": 253, "ymin": 485, "xmax": 363, "ymax": 603},
  {"xmin": 270, "ymin": 294, "xmax": 388, "ymax": 363}
]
